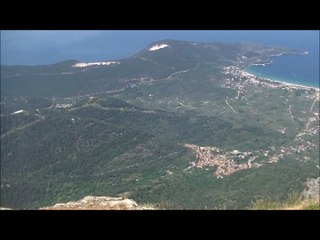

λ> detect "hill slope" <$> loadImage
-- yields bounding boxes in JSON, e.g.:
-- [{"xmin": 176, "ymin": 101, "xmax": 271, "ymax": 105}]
[{"xmin": 1, "ymin": 40, "xmax": 319, "ymax": 209}]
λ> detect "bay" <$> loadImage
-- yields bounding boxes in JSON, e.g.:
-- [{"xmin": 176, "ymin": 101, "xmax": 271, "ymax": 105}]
[{"xmin": 245, "ymin": 50, "xmax": 319, "ymax": 88}]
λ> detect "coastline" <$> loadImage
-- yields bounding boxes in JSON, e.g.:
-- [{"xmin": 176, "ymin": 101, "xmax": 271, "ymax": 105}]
[
  {"xmin": 269, "ymin": 50, "xmax": 309, "ymax": 57},
  {"xmin": 248, "ymin": 50, "xmax": 309, "ymax": 67},
  {"xmin": 245, "ymin": 50, "xmax": 318, "ymax": 90},
  {"xmin": 249, "ymin": 61, "xmax": 272, "ymax": 67},
  {"xmin": 242, "ymin": 70, "xmax": 319, "ymax": 91}
]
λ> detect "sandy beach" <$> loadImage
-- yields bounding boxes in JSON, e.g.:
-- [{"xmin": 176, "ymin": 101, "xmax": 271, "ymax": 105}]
[{"xmin": 242, "ymin": 70, "xmax": 319, "ymax": 92}]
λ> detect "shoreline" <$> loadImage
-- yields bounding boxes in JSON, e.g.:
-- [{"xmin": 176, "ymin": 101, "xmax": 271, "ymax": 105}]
[
  {"xmin": 248, "ymin": 50, "xmax": 309, "ymax": 68},
  {"xmin": 242, "ymin": 70, "xmax": 319, "ymax": 91},
  {"xmin": 249, "ymin": 61, "xmax": 272, "ymax": 67},
  {"xmin": 244, "ymin": 50, "xmax": 318, "ymax": 90},
  {"xmin": 269, "ymin": 50, "xmax": 309, "ymax": 57}
]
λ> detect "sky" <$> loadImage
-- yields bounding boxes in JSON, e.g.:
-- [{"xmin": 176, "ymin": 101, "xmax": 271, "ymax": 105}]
[{"xmin": 1, "ymin": 30, "xmax": 318, "ymax": 65}]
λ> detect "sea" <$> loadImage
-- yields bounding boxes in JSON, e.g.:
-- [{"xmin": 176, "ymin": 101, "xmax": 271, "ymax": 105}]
[
  {"xmin": 2, "ymin": 30, "xmax": 319, "ymax": 88},
  {"xmin": 245, "ymin": 45, "xmax": 319, "ymax": 88}
]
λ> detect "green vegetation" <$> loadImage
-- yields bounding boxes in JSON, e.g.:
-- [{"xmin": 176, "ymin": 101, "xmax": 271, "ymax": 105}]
[
  {"xmin": 1, "ymin": 40, "xmax": 318, "ymax": 209},
  {"xmin": 251, "ymin": 192, "xmax": 319, "ymax": 210},
  {"xmin": 251, "ymin": 192, "xmax": 301, "ymax": 210},
  {"xmin": 303, "ymin": 203, "xmax": 320, "ymax": 210}
]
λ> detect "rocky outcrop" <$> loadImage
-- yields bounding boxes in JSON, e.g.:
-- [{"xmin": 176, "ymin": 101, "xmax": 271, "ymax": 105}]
[
  {"xmin": 301, "ymin": 177, "xmax": 320, "ymax": 202},
  {"xmin": 301, "ymin": 177, "xmax": 320, "ymax": 201},
  {"xmin": 0, "ymin": 207, "xmax": 12, "ymax": 210},
  {"xmin": 40, "ymin": 196, "xmax": 153, "ymax": 210}
]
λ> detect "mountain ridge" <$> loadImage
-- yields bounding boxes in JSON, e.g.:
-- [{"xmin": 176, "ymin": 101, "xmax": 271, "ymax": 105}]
[{"xmin": 1, "ymin": 40, "xmax": 296, "ymax": 99}]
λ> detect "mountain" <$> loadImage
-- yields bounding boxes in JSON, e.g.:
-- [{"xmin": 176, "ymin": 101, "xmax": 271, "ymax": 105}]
[
  {"xmin": 1, "ymin": 40, "xmax": 294, "ymax": 98},
  {"xmin": 1, "ymin": 40, "xmax": 319, "ymax": 209}
]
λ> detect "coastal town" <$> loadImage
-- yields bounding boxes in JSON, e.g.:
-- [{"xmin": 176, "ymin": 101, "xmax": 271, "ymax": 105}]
[
  {"xmin": 223, "ymin": 65, "xmax": 319, "ymax": 94},
  {"xmin": 223, "ymin": 64, "xmax": 319, "ymax": 149},
  {"xmin": 183, "ymin": 56, "xmax": 319, "ymax": 179}
]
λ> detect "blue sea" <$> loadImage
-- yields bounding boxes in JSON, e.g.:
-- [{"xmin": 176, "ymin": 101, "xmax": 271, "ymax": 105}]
[
  {"xmin": 245, "ymin": 47, "xmax": 319, "ymax": 88},
  {"xmin": 2, "ymin": 30, "xmax": 319, "ymax": 87}
]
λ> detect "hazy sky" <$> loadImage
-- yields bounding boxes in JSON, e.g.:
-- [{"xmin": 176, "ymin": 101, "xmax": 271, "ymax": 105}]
[{"xmin": 1, "ymin": 30, "xmax": 318, "ymax": 65}]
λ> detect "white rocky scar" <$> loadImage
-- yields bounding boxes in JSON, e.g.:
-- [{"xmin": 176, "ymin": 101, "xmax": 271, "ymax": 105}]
[
  {"xmin": 11, "ymin": 110, "xmax": 24, "ymax": 115},
  {"xmin": 73, "ymin": 61, "xmax": 120, "ymax": 68},
  {"xmin": 149, "ymin": 44, "xmax": 169, "ymax": 51}
]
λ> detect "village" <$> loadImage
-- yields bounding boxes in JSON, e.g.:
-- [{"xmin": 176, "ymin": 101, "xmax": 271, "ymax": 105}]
[
  {"xmin": 223, "ymin": 66, "xmax": 319, "ymax": 94},
  {"xmin": 184, "ymin": 143, "xmax": 263, "ymax": 178},
  {"xmin": 184, "ymin": 131, "xmax": 318, "ymax": 178}
]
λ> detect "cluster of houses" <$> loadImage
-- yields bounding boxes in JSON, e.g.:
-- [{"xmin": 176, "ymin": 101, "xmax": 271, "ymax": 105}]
[{"xmin": 184, "ymin": 144, "xmax": 262, "ymax": 178}]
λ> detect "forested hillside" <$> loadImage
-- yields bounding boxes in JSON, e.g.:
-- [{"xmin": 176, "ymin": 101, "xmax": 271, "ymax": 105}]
[{"xmin": 1, "ymin": 40, "xmax": 318, "ymax": 209}]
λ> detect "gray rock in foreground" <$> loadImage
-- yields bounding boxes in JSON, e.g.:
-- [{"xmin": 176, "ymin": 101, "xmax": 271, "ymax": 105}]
[
  {"xmin": 301, "ymin": 177, "xmax": 320, "ymax": 201},
  {"xmin": 39, "ymin": 196, "xmax": 154, "ymax": 210}
]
